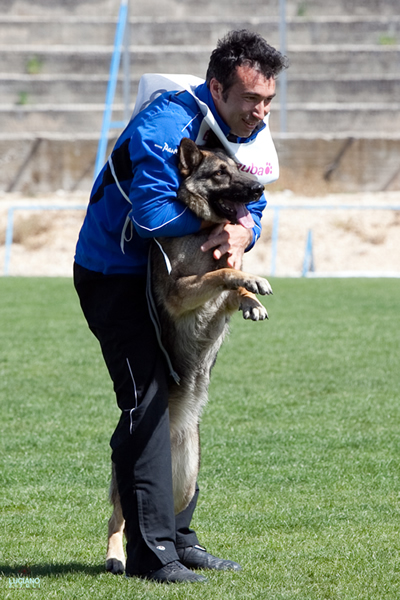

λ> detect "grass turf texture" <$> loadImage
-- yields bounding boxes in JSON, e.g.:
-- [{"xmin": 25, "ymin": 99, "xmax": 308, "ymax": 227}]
[{"xmin": 0, "ymin": 277, "xmax": 399, "ymax": 599}]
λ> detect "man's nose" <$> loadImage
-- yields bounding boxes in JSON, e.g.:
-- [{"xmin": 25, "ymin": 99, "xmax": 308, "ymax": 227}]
[{"xmin": 252, "ymin": 101, "xmax": 268, "ymax": 120}]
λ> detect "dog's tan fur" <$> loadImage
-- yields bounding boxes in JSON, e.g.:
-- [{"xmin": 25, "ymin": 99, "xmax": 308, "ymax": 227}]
[{"xmin": 106, "ymin": 138, "xmax": 272, "ymax": 574}]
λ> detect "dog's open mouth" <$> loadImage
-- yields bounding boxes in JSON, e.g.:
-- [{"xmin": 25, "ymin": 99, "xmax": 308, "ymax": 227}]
[{"xmin": 217, "ymin": 199, "xmax": 255, "ymax": 229}]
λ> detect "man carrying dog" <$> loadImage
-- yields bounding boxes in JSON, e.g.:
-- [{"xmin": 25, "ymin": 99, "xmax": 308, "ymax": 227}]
[{"xmin": 74, "ymin": 29, "xmax": 287, "ymax": 583}]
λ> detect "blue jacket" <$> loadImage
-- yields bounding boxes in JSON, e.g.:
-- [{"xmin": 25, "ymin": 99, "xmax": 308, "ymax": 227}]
[{"xmin": 75, "ymin": 82, "xmax": 268, "ymax": 275}]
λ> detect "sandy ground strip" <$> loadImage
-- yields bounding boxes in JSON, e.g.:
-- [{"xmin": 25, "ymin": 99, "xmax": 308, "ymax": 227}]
[{"xmin": 0, "ymin": 190, "xmax": 399, "ymax": 278}]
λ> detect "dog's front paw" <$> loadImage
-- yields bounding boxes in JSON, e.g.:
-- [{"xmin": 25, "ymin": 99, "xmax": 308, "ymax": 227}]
[
  {"xmin": 226, "ymin": 272, "xmax": 273, "ymax": 296},
  {"xmin": 241, "ymin": 275, "xmax": 273, "ymax": 296},
  {"xmin": 240, "ymin": 297, "xmax": 269, "ymax": 321}
]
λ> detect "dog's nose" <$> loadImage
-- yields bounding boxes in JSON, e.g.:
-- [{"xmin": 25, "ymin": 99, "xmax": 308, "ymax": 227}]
[{"xmin": 251, "ymin": 182, "xmax": 265, "ymax": 196}]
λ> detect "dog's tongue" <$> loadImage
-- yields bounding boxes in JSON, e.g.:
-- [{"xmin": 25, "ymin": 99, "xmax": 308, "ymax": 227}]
[{"xmin": 236, "ymin": 204, "xmax": 255, "ymax": 229}]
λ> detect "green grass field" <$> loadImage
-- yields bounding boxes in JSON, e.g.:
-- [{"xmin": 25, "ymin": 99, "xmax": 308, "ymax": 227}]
[{"xmin": 1, "ymin": 277, "xmax": 399, "ymax": 599}]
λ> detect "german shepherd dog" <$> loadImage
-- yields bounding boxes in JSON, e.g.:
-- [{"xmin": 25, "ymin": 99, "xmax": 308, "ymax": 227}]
[{"xmin": 106, "ymin": 137, "xmax": 272, "ymax": 574}]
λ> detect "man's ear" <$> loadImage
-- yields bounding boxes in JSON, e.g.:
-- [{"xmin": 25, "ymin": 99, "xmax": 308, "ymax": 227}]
[
  {"xmin": 209, "ymin": 77, "xmax": 224, "ymax": 103},
  {"xmin": 178, "ymin": 138, "xmax": 203, "ymax": 177}
]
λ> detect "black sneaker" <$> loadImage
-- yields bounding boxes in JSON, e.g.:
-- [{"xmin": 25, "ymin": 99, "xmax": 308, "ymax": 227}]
[
  {"xmin": 136, "ymin": 560, "xmax": 208, "ymax": 583},
  {"xmin": 177, "ymin": 545, "xmax": 242, "ymax": 571}
]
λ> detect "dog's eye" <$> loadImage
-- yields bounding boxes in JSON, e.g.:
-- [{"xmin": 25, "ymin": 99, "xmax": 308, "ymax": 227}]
[{"xmin": 213, "ymin": 168, "xmax": 227, "ymax": 178}]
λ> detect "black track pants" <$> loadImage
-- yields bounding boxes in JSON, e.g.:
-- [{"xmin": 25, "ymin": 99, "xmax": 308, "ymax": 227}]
[{"xmin": 73, "ymin": 263, "xmax": 199, "ymax": 575}]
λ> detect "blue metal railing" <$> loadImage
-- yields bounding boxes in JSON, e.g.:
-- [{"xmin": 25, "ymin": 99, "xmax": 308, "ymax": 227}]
[
  {"xmin": 302, "ymin": 229, "xmax": 314, "ymax": 277},
  {"xmin": 279, "ymin": 0, "xmax": 287, "ymax": 133},
  {"xmin": 93, "ymin": 0, "xmax": 130, "ymax": 180}
]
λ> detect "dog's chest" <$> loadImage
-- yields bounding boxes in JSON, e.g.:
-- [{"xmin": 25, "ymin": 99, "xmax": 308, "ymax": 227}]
[
  {"xmin": 172, "ymin": 298, "xmax": 230, "ymax": 379},
  {"xmin": 167, "ymin": 232, "xmax": 217, "ymax": 276},
  {"xmin": 150, "ymin": 234, "xmax": 232, "ymax": 377}
]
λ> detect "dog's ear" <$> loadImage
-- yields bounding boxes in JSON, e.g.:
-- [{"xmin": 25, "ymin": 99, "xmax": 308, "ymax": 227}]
[
  {"xmin": 178, "ymin": 138, "xmax": 203, "ymax": 178},
  {"xmin": 203, "ymin": 129, "xmax": 224, "ymax": 150}
]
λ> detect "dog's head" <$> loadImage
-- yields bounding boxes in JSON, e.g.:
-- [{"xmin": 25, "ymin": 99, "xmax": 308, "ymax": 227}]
[{"xmin": 177, "ymin": 138, "xmax": 264, "ymax": 228}]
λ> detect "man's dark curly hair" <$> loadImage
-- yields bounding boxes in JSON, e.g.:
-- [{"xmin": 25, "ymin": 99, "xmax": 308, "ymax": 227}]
[{"xmin": 206, "ymin": 29, "xmax": 288, "ymax": 97}]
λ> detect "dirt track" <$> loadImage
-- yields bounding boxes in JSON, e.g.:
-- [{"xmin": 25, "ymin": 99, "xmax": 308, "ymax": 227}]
[{"xmin": 1, "ymin": 190, "xmax": 399, "ymax": 277}]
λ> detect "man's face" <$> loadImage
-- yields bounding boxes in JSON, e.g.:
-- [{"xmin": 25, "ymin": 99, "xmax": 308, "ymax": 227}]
[{"xmin": 209, "ymin": 64, "xmax": 276, "ymax": 138}]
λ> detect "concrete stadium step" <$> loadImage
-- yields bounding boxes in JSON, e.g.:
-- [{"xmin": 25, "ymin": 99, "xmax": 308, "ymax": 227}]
[
  {"xmin": 128, "ymin": 0, "xmax": 400, "ymax": 18},
  {"xmin": 1, "ymin": 45, "xmax": 399, "ymax": 78},
  {"xmin": 1, "ymin": 103, "xmax": 399, "ymax": 135},
  {"xmin": 0, "ymin": 104, "xmax": 127, "ymax": 135},
  {"xmin": 0, "ymin": 74, "xmax": 133, "ymax": 105},
  {"xmin": 0, "ymin": 16, "xmax": 116, "ymax": 46},
  {"xmin": 3, "ymin": 0, "xmax": 399, "ymax": 18},
  {"xmin": 129, "ymin": 16, "xmax": 400, "ymax": 46},
  {"xmin": 0, "ymin": 0, "xmax": 121, "ymax": 17},
  {"xmin": 287, "ymin": 76, "xmax": 400, "ymax": 104},
  {"xmin": 1, "ymin": 74, "xmax": 399, "ymax": 106},
  {"xmin": 0, "ymin": 16, "xmax": 398, "ymax": 47}
]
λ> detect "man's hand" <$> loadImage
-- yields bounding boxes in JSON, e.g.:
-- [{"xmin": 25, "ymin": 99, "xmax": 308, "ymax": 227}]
[{"xmin": 200, "ymin": 223, "xmax": 253, "ymax": 270}]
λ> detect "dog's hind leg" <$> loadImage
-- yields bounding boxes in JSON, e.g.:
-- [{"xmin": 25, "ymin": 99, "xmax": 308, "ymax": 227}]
[
  {"xmin": 170, "ymin": 423, "xmax": 200, "ymax": 515},
  {"xmin": 106, "ymin": 463, "xmax": 126, "ymax": 574}
]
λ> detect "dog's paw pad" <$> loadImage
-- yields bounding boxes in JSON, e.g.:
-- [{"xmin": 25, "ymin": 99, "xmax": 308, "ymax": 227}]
[{"xmin": 106, "ymin": 558, "xmax": 125, "ymax": 575}]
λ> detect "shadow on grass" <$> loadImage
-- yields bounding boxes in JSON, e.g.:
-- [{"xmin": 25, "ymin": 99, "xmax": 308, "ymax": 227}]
[{"xmin": 0, "ymin": 562, "xmax": 106, "ymax": 578}]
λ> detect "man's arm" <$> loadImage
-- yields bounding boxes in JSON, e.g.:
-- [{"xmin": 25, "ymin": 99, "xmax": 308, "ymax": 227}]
[{"xmin": 127, "ymin": 108, "xmax": 203, "ymax": 239}]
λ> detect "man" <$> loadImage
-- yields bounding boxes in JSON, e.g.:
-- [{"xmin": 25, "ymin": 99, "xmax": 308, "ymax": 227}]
[{"xmin": 74, "ymin": 29, "xmax": 287, "ymax": 584}]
